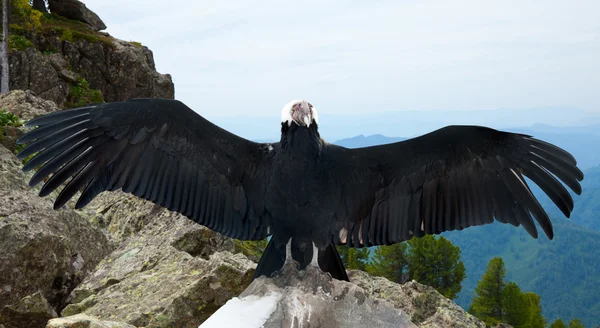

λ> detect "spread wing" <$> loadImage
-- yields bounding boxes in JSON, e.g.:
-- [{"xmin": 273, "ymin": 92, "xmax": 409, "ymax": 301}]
[
  {"xmin": 17, "ymin": 99, "xmax": 276, "ymax": 240},
  {"xmin": 325, "ymin": 125, "xmax": 584, "ymax": 247}
]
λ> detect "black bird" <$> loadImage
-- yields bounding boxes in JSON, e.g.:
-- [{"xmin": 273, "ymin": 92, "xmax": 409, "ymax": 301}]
[{"xmin": 16, "ymin": 99, "xmax": 584, "ymax": 281}]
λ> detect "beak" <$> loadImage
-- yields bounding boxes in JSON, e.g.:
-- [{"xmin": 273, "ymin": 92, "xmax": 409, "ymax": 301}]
[{"xmin": 303, "ymin": 115, "xmax": 311, "ymax": 127}]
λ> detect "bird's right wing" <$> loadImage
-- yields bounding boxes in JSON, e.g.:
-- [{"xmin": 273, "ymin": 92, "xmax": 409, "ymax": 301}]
[{"xmin": 17, "ymin": 99, "xmax": 276, "ymax": 240}]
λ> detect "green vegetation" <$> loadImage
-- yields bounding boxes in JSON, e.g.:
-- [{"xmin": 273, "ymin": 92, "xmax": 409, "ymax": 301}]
[
  {"xmin": 234, "ymin": 239, "xmax": 268, "ymax": 263},
  {"xmin": 9, "ymin": 0, "xmax": 43, "ymax": 31},
  {"xmin": 40, "ymin": 13, "xmax": 114, "ymax": 48},
  {"xmin": 8, "ymin": 34, "xmax": 34, "ymax": 50},
  {"xmin": 550, "ymin": 319, "xmax": 568, "ymax": 328},
  {"xmin": 7, "ymin": 0, "xmax": 114, "ymax": 49},
  {"xmin": 366, "ymin": 235, "xmax": 466, "ymax": 299},
  {"xmin": 444, "ymin": 216, "xmax": 600, "ymax": 326},
  {"xmin": 0, "ymin": 110, "xmax": 21, "ymax": 128},
  {"xmin": 365, "ymin": 243, "xmax": 407, "ymax": 282},
  {"xmin": 337, "ymin": 246, "xmax": 369, "ymax": 270},
  {"xmin": 470, "ymin": 257, "xmax": 545, "ymax": 327},
  {"xmin": 65, "ymin": 78, "xmax": 104, "ymax": 109},
  {"xmin": 470, "ymin": 257, "xmax": 505, "ymax": 325},
  {"xmin": 129, "ymin": 41, "xmax": 143, "ymax": 47}
]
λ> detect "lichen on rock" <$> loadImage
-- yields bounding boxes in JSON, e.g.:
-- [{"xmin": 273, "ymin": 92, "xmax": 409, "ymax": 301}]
[{"xmin": 0, "ymin": 144, "xmax": 113, "ymax": 319}]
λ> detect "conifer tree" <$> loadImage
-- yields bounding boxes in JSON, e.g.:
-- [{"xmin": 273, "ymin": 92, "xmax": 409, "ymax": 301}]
[
  {"xmin": 549, "ymin": 319, "xmax": 568, "ymax": 328},
  {"xmin": 406, "ymin": 235, "xmax": 466, "ymax": 299},
  {"xmin": 367, "ymin": 235, "xmax": 465, "ymax": 299},
  {"xmin": 366, "ymin": 242, "xmax": 408, "ymax": 283},
  {"xmin": 501, "ymin": 282, "xmax": 529, "ymax": 328},
  {"xmin": 524, "ymin": 292, "xmax": 546, "ymax": 328},
  {"xmin": 568, "ymin": 318, "xmax": 585, "ymax": 328},
  {"xmin": 336, "ymin": 246, "xmax": 369, "ymax": 270},
  {"xmin": 470, "ymin": 257, "xmax": 506, "ymax": 326}
]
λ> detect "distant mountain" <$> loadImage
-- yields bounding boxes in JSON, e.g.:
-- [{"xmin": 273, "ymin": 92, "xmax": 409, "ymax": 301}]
[
  {"xmin": 525, "ymin": 123, "xmax": 600, "ymax": 136},
  {"xmin": 334, "ymin": 134, "xmax": 406, "ymax": 148},
  {"xmin": 335, "ymin": 135, "xmax": 600, "ymax": 327}
]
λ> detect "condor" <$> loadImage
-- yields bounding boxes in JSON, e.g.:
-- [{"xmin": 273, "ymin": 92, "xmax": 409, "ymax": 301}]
[{"xmin": 16, "ymin": 99, "xmax": 584, "ymax": 281}]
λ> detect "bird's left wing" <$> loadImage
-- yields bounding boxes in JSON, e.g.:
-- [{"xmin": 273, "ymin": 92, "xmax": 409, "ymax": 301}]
[
  {"xmin": 16, "ymin": 99, "xmax": 276, "ymax": 240},
  {"xmin": 323, "ymin": 125, "xmax": 583, "ymax": 247}
]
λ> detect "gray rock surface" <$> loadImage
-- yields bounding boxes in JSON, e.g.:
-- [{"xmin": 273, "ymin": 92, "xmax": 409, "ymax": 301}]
[
  {"xmin": 47, "ymin": 314, "xmax": 136, "ymax": 328},
  {"xmin": 0, "ymin": 89, "xmax": 60, "ymax": 120},
  {"xmin": 9, "ymin": 36, "xmax": 173, "ymax": 107},
  {"xmin": 203, "ymin": 265, "xmax": 417, "ymax": 328},
  {"xmin": 62, "ymin": 192, "xmax": 252, "ymax": 328},
  {"xmin": 348, "ymin": 270, "xmax": 485, "ymax": 328},
  {"xmin": 48, "ymin": 0, "xmax": 107, "ymax": 31},
  {"xmin": 0, "ymin": 145, "xmax": 113, "ymax": 317},
  {"xmin": 0, "ymin": 292, "xmax": 57, "ymax": 328}
]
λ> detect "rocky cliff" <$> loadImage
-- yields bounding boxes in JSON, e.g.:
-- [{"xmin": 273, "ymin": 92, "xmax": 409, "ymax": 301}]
[{"xmin": 6, "ymin": 0, "xmax": 173, "ymax": 108}]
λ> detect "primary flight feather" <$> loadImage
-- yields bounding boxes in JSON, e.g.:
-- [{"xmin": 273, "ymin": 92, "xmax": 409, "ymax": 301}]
[{"xmin": 16, "ymin": 99, "xmax": 584, "ymax": 281}]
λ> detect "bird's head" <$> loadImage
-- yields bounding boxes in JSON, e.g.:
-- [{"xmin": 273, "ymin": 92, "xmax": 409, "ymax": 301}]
[{"xmin": 281, "ymin": 100, "xmax": 319, "ymax": 128}]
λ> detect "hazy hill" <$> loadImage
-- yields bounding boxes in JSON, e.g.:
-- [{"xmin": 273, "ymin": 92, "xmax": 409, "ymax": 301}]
[{"xmin": 335, "ymin": 134, "xmax": 600, "ymax": 327}]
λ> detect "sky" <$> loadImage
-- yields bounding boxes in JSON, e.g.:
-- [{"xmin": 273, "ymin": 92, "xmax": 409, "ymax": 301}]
[{"xmin": 84, "ymin": 0, "xmax": 600, "ymax": 140}]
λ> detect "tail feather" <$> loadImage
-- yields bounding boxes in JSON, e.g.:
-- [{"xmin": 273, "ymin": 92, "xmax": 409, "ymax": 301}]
[
  {"xmin": 318, "ymin": 243, "xmax": 349, "ymax": 281},
  {"xmin": 253, "ymin": 238, "xmax": 285, "ymax": 280},
  {"xmin": 252, "ymin": 239, "xmax": 349, "ymax": 282}
]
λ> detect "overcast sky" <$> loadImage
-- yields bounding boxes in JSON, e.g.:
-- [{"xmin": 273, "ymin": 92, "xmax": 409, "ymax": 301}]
[{"xmin": 84, "ymin": 0, "xmax": 599, "ymax": 139}]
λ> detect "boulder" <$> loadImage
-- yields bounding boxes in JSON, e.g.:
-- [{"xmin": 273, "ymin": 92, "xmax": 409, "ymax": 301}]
[
  {"xmin": 47, "ymin": 0, "xmax": 106, "ymax": 31},
  {"xmin": 62, "ymin": 192, "xmax": 250, "ymax": 328},
  {"xmin": 0, "ymin": 145, "xmax": 113, "ymax": 317},
  {"xmin": 203, "ymin": 265, "xmax": 416, "ymax": 328},
  {"xmin": 348, "ymin": 270, "xmax": 485, "ymax": 328},
  {"xmin": 0, "ymin": 292, "xmax": 57, "ymax": 328},
  {"xmin": 47, "ymin": 314, "xmax": 135, "ymax": 328},
  {"xmin": 0, "ymin": 89, "xmax": 60, "ymax": 121}
]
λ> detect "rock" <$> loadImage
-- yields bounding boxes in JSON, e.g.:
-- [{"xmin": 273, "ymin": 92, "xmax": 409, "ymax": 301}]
[
  {"xmin": 9, "ymin": 35, "xmax": 174, "ymax": 108},
  {"xmin": 348, "ymin": 270, "xmax": 485, "ymax": 328},
  {"xmin": 0, "ymin": 292, "xmax": 57, "ymax": 328},
  {"xmin": 62, "ymin": 192, "xmax": 249, "ymax": 328},
  {"xmin": 47, "ymin": 314, "xmax": 136, "ymax": 328},
  {"xmin": 0, "ymin": 89, "xmax": 61, "ymax": 121},
  {"xmin": 0, "ymin": 145, "xmax": 113, "ymax": 315},
  {"xmin": 0, "ymin": 90, "xmax": 60, "ymax": 156},
  {"xmin": 48, "ymin": 0, "xmax": 106, "ymax": 31},
  {"xmin": 9, "ymin": 49, "xmax": 69, "ymax": 106},
  {"xmin": 203, "ymin": 265, "xmax": 416, "ymax": 328}
]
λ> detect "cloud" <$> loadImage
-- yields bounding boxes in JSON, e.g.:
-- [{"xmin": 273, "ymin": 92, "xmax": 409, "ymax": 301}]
[{"xmin": 84, "ymin": 0, "xmax": 600, "ymax": 137}]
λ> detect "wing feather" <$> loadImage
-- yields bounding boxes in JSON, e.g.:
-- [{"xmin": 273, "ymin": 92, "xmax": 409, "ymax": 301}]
[
  {"xmin": 17, "ymin": 99, "xmax": 274, "ymax": 240},
  {"xmin": 326, "ymin": 125, "xmax": 583, "ymax": 246}
]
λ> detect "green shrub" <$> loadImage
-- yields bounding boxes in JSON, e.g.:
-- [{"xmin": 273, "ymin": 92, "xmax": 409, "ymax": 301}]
[
  {"xmin": 0, "ymin": 109, "xmax": 22, "ymax": 128},
  {"xmin": 65, "ymin": 78, "xmax": 104, "ymax": 108},
  {"xmin": 8, "ymin": 34, "xmax": 34, "ymax": 51}
]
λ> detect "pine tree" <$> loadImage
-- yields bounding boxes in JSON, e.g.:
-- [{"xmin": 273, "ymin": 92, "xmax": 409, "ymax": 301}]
[
  {"xmin": 524, "ymin": 292, "xmax": 546, "ymax": 328},
  {"xmin": 568, "ymin": 318, "xmax": 585, "ymax": 328},
  {"xmin": 406, "ymin": 235, "xmax": 466, "ymax": 299},
  {"xmin": 501, "ymin": 282, "xmax": 529, "ymax": 328},
  {"xmin": 336, "ymin": 246, "xmax": 369, "ymax": 270},
  {"xmin": 366, "ymin": 242, "xmax": 408, "ymax": 283},
  {"xmin": 549, "ymin": 319, "xmax": 568, "ymax": 328},
  {"xmin": 470, "ymin": 257, "xmax": 506, "ymax": 326}
]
